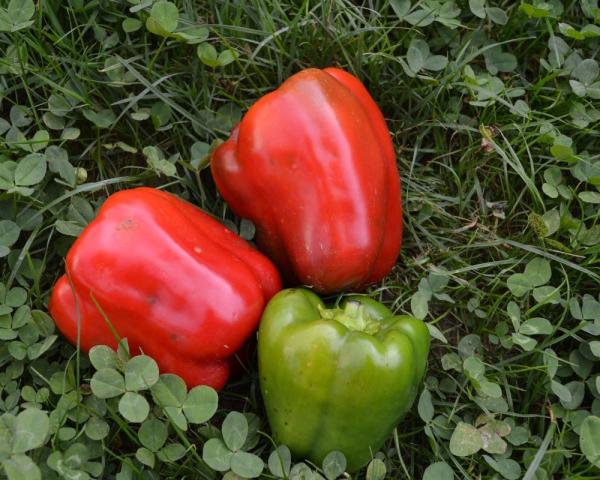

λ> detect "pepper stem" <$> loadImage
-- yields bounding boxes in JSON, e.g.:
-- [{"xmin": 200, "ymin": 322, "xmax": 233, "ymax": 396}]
[{"xmin": 318, "ymin": 301, "xmax": 381, "ymax": 335}]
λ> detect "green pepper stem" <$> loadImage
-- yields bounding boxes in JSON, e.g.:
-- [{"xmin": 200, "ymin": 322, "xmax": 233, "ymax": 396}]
[{"xmin": 318, "ymin": 301, "xmax": 381, "ymax": 335}]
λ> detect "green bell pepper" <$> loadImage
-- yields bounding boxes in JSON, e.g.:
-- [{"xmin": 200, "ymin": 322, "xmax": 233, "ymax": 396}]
[{"xmin": 258, "ymin": 288, "xmax": 430, "ymax": 472}]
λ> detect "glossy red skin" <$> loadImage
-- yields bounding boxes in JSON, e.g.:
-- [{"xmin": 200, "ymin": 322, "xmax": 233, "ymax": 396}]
[
  {"xmin": 211, "ymin": 67, "xmax": 402, "ymax": 294},
  {"xmin": 49, "ymin": 187, "xmax": 281, "ymax": 390}
]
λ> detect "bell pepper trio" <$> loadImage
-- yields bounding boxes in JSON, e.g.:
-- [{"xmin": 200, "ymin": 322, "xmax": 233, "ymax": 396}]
[{"xmin": 50, "ymin": 68, "xmax": 430, "ymax": 471}]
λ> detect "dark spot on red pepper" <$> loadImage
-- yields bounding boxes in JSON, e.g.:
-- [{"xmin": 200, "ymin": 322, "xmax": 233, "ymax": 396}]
[{"xmin": 117, "ymin": 218, "xmax": 136, "ymax": 230}]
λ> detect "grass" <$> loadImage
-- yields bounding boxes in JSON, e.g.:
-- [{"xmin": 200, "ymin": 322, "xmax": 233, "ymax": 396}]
[{"xmin": 1, "ymin": 0, "xmax": 600, "ymax": 478}]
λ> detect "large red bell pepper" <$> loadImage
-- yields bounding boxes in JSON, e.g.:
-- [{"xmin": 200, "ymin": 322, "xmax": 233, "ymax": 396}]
[
  {"xmin": 211, "ymin": 67, "xmax": 402, "ymax": 294},
  {"xmin": 49, "ymin": 187, "xmax": 281, "ymax": 390}
]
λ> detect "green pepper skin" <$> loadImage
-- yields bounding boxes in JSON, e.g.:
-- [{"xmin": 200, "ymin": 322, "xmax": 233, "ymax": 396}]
[{"xmin": 258, "ymin": 288, "xmax": 430, "ymax": 472}]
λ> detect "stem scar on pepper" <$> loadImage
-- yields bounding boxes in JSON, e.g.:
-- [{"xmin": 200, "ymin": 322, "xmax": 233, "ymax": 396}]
[{"xmin": 317, "ymin": 302, "xmax": 381, "ymax": 335}]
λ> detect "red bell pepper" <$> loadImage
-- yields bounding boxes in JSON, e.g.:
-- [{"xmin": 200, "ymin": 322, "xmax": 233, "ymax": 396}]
[
  {"xmin": 211, "ymin": 67, "xmax": 402, "ymax": 294},
  {"xmin": 49, "ymin": 187, "xmax": 281, "ymax": 389}
]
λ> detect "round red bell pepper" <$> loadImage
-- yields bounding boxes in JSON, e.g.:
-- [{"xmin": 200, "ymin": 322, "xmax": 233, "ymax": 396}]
[
  {"xmin": 49, "ymin": 187, "xmax": 281, "ymax": 390},
  {"xmin": 211, "ymin": 67, "xmax": 402, "ymax": 294}
]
